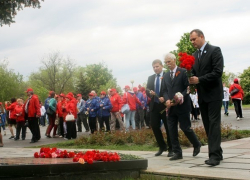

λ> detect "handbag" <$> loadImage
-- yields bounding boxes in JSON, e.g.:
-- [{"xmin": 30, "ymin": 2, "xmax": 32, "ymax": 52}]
[
  {"xmin": 55, "ymin": 117, "xmax": 59, "ymax": 125},
  {"xmin": 46, "ymin": 107, "xmax": 55, "ymax": 115},
  {"xmin": 230, "ymin": 86, "xmax": 239, "ymax": 96},
  {"xmin": 65, "ymin": 114, "xmax": 75, "ymax": 121},
  {"xmin": 121, "ymin": 93, "xmax": 130, "ymax": 114}
]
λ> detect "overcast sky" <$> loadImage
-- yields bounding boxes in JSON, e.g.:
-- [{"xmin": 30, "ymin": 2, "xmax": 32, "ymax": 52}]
[{"xmin": 1, "ymin": 0, "xmax": 249, "ymax": 90}]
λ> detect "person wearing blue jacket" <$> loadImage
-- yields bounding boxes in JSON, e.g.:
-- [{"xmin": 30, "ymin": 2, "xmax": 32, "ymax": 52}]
[
  {"xmin": 133, "ymin": 87, "xmax": 145, "ymax": 129},
  {"xmin": 85, "ymin": 92, "xmax": 99, "ymax": 134},
  {"xmin": 98, "ymin": 91, "xmax": 112, "ymax": 132}
]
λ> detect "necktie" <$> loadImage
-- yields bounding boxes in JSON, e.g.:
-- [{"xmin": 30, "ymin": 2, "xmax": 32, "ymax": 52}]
[
  {"xmin": 155, "ymin": 74, "xmax": 160, "ymax": 103},
  {"xmin": 198, "ymin": 49, "xmax": 202, "ymax": 62},
  {"xmin": 170, "ymin": 71, "xmax": 174, "ymax": 82}
]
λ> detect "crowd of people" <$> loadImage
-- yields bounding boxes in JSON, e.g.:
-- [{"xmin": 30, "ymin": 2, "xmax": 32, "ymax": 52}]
[{"xmin": 0, "ymin": 85, "xmax": 153, "ymax": 147}]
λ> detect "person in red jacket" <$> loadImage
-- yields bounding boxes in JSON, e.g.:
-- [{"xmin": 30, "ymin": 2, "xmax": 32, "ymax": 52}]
[
  {"xmin": 57, "ymin": 93, "xmax": 65, "ymax": 137},
  {"xmin": 5, "ymin": 98, "xmax": 17, "ymax": 139},
  {"xmin": 229, "ymin": 78, "xmax": 244, "ymax": 120},
  {"xmin": 23, "ymin": 88, "xmax": 41, "ymax": 143},
  {"xmin": 109, "ymin": 88, "xmax": 125, "ymax": 132},
  {"xmin": 64, "ymin": 94, "xmax": 77, "ymax": 140},
  {"xmin": 122, "ymin": 85, "xmax": 142, "ymax": 131},
  {"xmin": 14, "ymin": 99, "xmax": 26, "ymax": 140}
]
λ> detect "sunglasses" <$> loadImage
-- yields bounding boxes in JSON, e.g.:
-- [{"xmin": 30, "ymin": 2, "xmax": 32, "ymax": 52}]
[{"xmin": 100, "ymin": 94, "xmax": 105, "ymax": 95}]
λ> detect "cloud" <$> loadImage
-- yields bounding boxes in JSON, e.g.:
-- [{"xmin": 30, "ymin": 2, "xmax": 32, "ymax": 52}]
[{"xmin": 0, "ymin": 0, "xmax": 250, "ymax": 90}]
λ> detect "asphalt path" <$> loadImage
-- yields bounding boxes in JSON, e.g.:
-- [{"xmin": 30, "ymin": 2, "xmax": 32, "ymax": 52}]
[{"xmin": 1, "ymin": 109, "xmax": 249, "ymax": 148}]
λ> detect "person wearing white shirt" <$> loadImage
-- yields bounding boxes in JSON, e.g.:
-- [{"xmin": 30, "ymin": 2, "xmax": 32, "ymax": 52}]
[
  {"xmin": 40, "ymin": 102, "xmax": 46, "ymax": 126},
  {"xmin": 222, "ymin": 83, "xmax": 230, "ymax": 116}
]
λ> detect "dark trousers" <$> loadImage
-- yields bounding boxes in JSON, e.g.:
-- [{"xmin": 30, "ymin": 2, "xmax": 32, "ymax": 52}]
[
  {"xmin": 39, "ymin": 116, "xmax": 45, "ymax": 126},
  {"xmin": 150, "ymin": 103, "xmax": 172, "ymax": 151},
  {"xmin": 190, "ymin": 101, "xmax": 197, "ymax": 120},
  {"xmin": 89, "ymin": 116, "xmax": 97, "ymax": 134},
  {"xmin": 77, "ymin": 113, "xmax": 89, "ymax": 132},
  {"xmin": 47, "ymin": 114, "xmax": 57, "ymax": 136},
  {"xmin": 99, "ymin": 116, "xmax": 110, "ymax": 131},
  {"xmin": 28, "ymin": 117, "xmax": 41, "ymax": 141},
  {"xmin": 16, "ymin": 121, "xmax": 27, "ymax": 139},
  {"xmin": 66, "ymin": 121, "xmax": 77, "ymax": 139},
  {"xmin": 232, "ymin": 99, "xmax": 243, "ymax": 118},
  {"xmin": 168, "ymin": 109, "xmax": 200, "ymax": 154},
  {"xmin": 145, "ymin": 108, "xmax": 151, "ymax": 127},
  {"xmin": 59, "ymin": 117, "xmax": 64, "ymax": 137},
  {"xmin": 199, "ymin": 100, "xmax": 223, "ymax": 161},
  {"xmin": 135, "ymin": 108, "xmax": 144, "ymax": 129}
]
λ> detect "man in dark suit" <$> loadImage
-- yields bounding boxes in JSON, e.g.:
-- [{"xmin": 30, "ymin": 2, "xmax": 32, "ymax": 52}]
[
  {"xmin": 189, "ymin": 29, "xmax": 224, "ymax": 166},
  {"xmin": 146, "ymin": 59, "xmax": 173, "ymax": 157},
  {"xmin": 162, "ymin": 53, "xmax": 201, "ymax": 160}
]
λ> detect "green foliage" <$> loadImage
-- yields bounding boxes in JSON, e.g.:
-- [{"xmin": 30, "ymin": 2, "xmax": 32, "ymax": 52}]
[
  {"xmin": 0, "ymin": 60, "xmax": 25, "ymax": 101},
  {"xmin": 75, "ymin": 62, "xmax": 120, "ymax": 97},
  {"xmin": 222, "ymin": 71, "xmax": 239, "ymax": 86},
  {"xmin": 240, "ymin": 67, "xmax": 250, "ymax": 104},
  {"xmin": 28, "ymin": 52, "xmax": 76, "ymax": 100},
  {"xmin": 0, "ymin": 0, "xmax": 44, "ymax": 26}
]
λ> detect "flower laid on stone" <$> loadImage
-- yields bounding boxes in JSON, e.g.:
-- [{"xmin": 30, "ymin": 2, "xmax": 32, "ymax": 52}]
[{"xmin": 34, "ymin": 148, "xmax": 120, "ymax": 164}]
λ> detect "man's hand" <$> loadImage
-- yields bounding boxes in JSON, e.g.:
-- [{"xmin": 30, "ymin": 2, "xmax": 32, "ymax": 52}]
[
  {"xmin": 189, "ymin": 76, "xmax": 199, "ymax": 84},
  {"xmin": 166, "ymin": 100, "xmax": 171, "ymax": 108},
  {"xmin": 159, "ymin": 97, "xmax": 165, "ymax": 103},
  {"xmin": 87, "ymin": 108, "xmax": 89, "ymax": 111},
  {"xmin": 150, "ymin": 90, "xmax": 156, "ymax": 96},
  {"xmin": 36, "ymin": 114, "xmax": 40, "ymax": 118}
]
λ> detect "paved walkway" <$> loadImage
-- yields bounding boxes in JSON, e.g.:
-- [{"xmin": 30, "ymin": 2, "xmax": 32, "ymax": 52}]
[
  {"xmin": 0, "ymin": 138, "xmax": 250, "ymax": 179},
  {"xmin": 0, "ymin": 109, "xmax": 249, "ymax": 179}
]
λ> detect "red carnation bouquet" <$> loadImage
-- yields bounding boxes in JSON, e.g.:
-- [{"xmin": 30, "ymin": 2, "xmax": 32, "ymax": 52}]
[
  {"xmin": 34, "ymin": 147, "xmax": 120, "ymax": 164},
  {"xmin": 178, "ymin": 52, "xmax": 196, "ymax": 94}
]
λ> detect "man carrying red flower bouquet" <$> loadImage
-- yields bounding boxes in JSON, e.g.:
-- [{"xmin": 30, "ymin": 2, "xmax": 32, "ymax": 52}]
[
  {"xmin": 162, "ymin": 53, "xmax": 201, "ymax": 161},
  {"xmin": 189, "ymin": 29, "xmax": 224, "ymax": 166}
]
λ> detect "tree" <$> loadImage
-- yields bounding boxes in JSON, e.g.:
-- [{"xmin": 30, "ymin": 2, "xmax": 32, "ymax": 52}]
[
  {"xmin": 75, "ymin": 62, "xmax": 119, "ymax": 97},
  {"xmin": 222, "ymin": 71, "xmax": 239, "ymax": 86},
  {"xmin": 0, "ymin": 0, "xmax": 44, "ymax": 26},
  {"xmin": 0, "ymin": 60, "xmax": 25, "ymax": 101},
  {"xmin": 239, "ymin": 67, "xmax": 250, "ymax": 104},
  {"xmin": 28, "ymin": 52, "xmax": 76, "ymax": 95},
  {"xmin": 170, "ymin": 32, "xmax": 196, "ymax": 66}
]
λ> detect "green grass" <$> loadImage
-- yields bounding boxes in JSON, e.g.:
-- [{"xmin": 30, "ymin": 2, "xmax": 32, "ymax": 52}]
[
  {"xmin": 36, "ymin": 140, "xmax": 159, "ymax": 151},
  {"xmin": 228, "ymin": 104, "xmax": 250, "ymax": 109}
]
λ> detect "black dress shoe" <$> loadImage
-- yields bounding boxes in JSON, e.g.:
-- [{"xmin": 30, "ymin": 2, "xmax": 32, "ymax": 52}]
[
  {"xmin": 193, "ymin": 145, "xmax": 201, "ymax": 156},
  {"xmin": 30, "ymin": 140, "xmax": 35, "ymax": 143},
  {"xmin": 155, "ymin": 147, "xmax": 167, "ymax": 156},
  {"xmin": 205, "ymin": 159, "xmax": 220, "ymax": 166},
  {"xmin": 169, "ymin": 153, "xmax": 183, "ymax": 161},
  {"xmin": 167, "ymin": 151, "xmax": 174, "ymax": 157}
]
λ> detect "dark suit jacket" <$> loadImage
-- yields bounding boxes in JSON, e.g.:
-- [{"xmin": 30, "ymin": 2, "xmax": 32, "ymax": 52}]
[
  {"xmin": 192, "ymin": 43, "xmax": 224, "ymax": 104},
  {"xmin": 162, "ymin": 67, "xmax": 191, "ymax": 113},
  {"xmin": 146, "ymin": 72, "xmax": 166, "ymax": 112}
]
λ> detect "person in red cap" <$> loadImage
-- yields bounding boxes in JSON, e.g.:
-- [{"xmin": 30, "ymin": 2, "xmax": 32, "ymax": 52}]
[
  {"xmin": 46, "ymin": 91, "xmax": 58, "ymax": 138},
  {"xmin": 122, "ymin": 85, "xmax": 141, "ymax": 131},
  {"xmin": 23, "ymin": 88, "xmax": 41, "ymax": 143},
  {"xmin": 76, "ymin": 93, "xmax": 89, "ymax": 132},
  {"xmin": 57, "ymin": 93, "xmax": 65, "ymax": 137},
  {"xmin": 98, "ymin": 91, "xmax": 112, "ymax": 132},
  {"xmin": 133, "ymin": 87, "xmax": 145, "ymax": 129},
  {"xmin": 109, "ymin": 88, "xmax": 125, "ymax": 131},
  {"xmin": 5, "ymin": 98, "xmax": 17, "ymax": 139},
  {"xmin": 229, "ymin": 78, "xmax": 244, "ymax": 120},
  {"xmin": 85, "ymin": 92, "xmax": 99, "ymax": 134},
  {"xmin": 64, "ymin": 94, "xmax": 77, "ymax": 139},
  {"xmin": 13, "ymin": 99, "xmax": 26, "ymax": 140}
]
